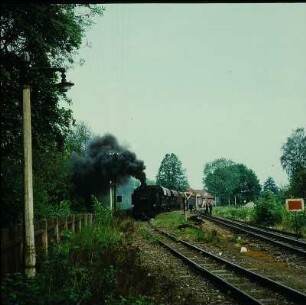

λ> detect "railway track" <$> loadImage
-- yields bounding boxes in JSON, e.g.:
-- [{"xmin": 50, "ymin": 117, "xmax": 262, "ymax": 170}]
[
  {"xmin": 144, "ymin": 222, "xmax": 306, "ymax": 305},
  {"xmin": 197, "ymin": 214, "xmax": 306, "ymax": 257},
  {"xmin": 230, "ymin": 218, "xmax": 304, "ymax": 239}
]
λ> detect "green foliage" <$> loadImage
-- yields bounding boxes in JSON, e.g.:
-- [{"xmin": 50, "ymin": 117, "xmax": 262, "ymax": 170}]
[
  {"xmin": 154, "ymin": 212, "xmax": 187, "ymax": 230},
  {"xmin": 232, "ymin": 164, "xmax": 261, "ymax": 203},
  {"xmin": 0, "ymin": 159, "xmax": 24, "ymax": 226},
  {"xmin": 156, "ymin": 153, "xmax": 189, "ymax": 191},
  {"xmin": 286, "ymin": 167, "xmax": 306, "ymax": 199},
  {"xmin": 280, "ymin": 127, "xmax": 306, "ymax": 178},
  {"xmin": 154, "ymin": 212, "xmax": 220, "ymax": 244},
  {"xmin": 92, "ymin": 196, "xmax": 113, "ymax": 225},
  {"xmin": 203, "ymin": 158, "xmax": 235, "ymax": 177},
  {"xmin": 65, "ymin": 121, "xmax": 93, "ymax": 155},
  {"xmin": 35, "ymin": 200, "xmax": 72, "ymax": 219},
  {"xmin": 107, "ymin": 296, "xmax": 160, "ymax": 305},
  {"xmin": 138, "ymin": 226, "xmax": 157, "ymax": 243},
  {"xmin": 263, "ymin": 177, "xmax": 279, "ymax": 195},
  {"xmin": 213, "ymin": 198, "xmax": 306, "ymax": 236},
  {"xmin": 252, "ymin": 192, "xmax": 283, "ymax": 226},
  {"xmin": 190, "ymin": 228, "xmax": 219, "ymax": 244},
  {"xmin": 213, "ymin": 206, "xmax": 253, "ymax": 221},
  {"xmin": 282, "ymin": 211, "xmax": 306, "ymax": 234},
  {"xmin": 280, "ymin": 127, "xmax": 306, "ymax": 200},
  {"xmin": 1, "ymin": 273, "xmax": 41, "ymax": 305},
  {"xmin": 1, "ymin": 205, "xmax": 166, "ymax": 305},
  {"xmin": 205, "ymin": 166, "xmax": 239, "ymax": 203},
  {"xmin": 1, "ymin": 4, "xmax": 104, "ymax": 226},
  {"xmin": 203, "ymin": 159, "xmax": 261, "ymax": 204}
]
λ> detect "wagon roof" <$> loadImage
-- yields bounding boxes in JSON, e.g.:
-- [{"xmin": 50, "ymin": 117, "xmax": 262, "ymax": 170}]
[
  {"xmin": 170, "ymin": 190, "xmax": 180, "ymax": 197},
  {"xmin": 160, "ymin": 186, "xmax": 172, "ymax": 196}
]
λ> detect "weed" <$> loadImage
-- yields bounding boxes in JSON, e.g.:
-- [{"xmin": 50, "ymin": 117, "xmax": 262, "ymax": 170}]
[
  {"xmin": 252, "ymin": 194, "xmax": 283, "ymax": 226},
  {"xmin": 138, "ymin": 226, "xmax": 156, "ymax": 242},
  {"xmin": 1, "ymin": 205, "xmax": 168, "ymax": 305},
  {"xmin": 154, "ymin": 212, "xmax": 186, "ymax": 230},
  {"xmin": 213, "ymin": 206, "xmax": 253, "ymax": 221}
]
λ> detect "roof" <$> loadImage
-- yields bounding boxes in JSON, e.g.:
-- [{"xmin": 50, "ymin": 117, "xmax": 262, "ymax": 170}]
[{"xmin": 187, "ymin": 188, "xmax": 214, "ymax": 199}]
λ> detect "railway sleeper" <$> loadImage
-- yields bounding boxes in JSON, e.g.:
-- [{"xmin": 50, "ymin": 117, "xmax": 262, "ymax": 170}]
[{"xmin": 148, "ymin": 224, "xmax": 306, "ymax": 305}]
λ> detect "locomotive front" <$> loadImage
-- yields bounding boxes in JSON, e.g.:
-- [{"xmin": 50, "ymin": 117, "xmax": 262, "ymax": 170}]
[{"xmin": 132, "ymin": 185, "xmax": 163, "ymax": 219}]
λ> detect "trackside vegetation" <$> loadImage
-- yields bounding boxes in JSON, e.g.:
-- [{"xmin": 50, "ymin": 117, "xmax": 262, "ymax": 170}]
[
  {"xmin": 1, "ymin": 202, "xmax": 174, "ymax": 305},
  {"xmin": 213, "ymin": 194, "xmax": 306, "ymax": 237},
  {"xmin": 153, "ymin": 212, "xmax": 220, "ymax": 244}
]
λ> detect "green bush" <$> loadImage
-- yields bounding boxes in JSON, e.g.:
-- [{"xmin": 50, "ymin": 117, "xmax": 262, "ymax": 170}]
[
  {"xmin": 35, "ymin": 200, "xmax": 72, "ymax": 219},
  {"xmin": 252, "ymin": 193, "xmax": 283, "ymax": 226},
  {"xmin": 192, "ymin": 228, "xmax": 220, "ymax": 244},
  {"xmin": 282, "ymin": 210, "xmax": 306, "ymax": 235},
  {"xmin": 1, "ymin": 273, "xmax": 41, "ymax": 305},
  {"xmin": 213, "ymin": 206, "xmax": 253, "ymax": 221},
  {"xmin": 1, "ymin": 203, "xmax": 167, "ymax": 305}
]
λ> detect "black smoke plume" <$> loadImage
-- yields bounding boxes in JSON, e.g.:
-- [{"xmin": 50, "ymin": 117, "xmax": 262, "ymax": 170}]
[{"xmin": 70, "ymin": 134, "xmax": 146, "ymax": 202}]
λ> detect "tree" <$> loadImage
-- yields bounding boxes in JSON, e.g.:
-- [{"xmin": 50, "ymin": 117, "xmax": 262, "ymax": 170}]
[
  {"xmin": 203, "ymin": 159, "xmax": 261, "ymax": 204},
  {"xmin": 263, "ymin": 177, "xmax": 279, "ymax": 195},
  {"xmin": 287, "ymin": 167, "xmax": 306, "ymax": 199},
  {"xmin": 0, "ymin": 4, "xmax": 103, "ymax": 226},
  {"xmin": 253, "ymin": 192, "xmax": 282, "ymax": 226},
  {"xmin": 205, "ymin": 166, "xmax": 239, "ymax": 204},
  {"xmin": 203, "ymin": 158, "xmax": 235, "ymax": 179},
  {"xmin": 203, "ymin": 158, "xmax": 237, "ymax": 204},
  {"xmin": 156, "ymin": 153, "xmax": 189, "ymax": 191},
  {"xmin": 232, "ymin": 164, "xmax": 261, "ymax": 203},
  {"xmin": 280, "ymin": 127, "xmax": 306, "ymax": 199},
  {"xmin": 65, "ymin": 121, "xmax": 93, "ymax": 155},
  {"xmin": 280, "ymin": 127, "xmax": 306, "ymax": 177}
]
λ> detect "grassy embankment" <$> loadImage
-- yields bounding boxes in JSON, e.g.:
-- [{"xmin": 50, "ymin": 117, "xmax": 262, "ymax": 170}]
[
  {"xmin": 1, "ymin": 203, "xmax": 177, "ymax": 305},
  {"xmin": 213, "ymin": 204, "xmax": 306, "ymax": 237},
  {"xmin": 153, "ymin": 211, "xmax": 220, "ymax": 244}
]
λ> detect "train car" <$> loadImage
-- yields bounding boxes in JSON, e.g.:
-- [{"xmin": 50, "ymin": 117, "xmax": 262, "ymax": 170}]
[
  {"xmin": 132, "ymin": 184, "xmax": 215, "ymax": 219},
  {"xmin": 132, "ymin": 184, "xmax": 183, "ymax": 219}
]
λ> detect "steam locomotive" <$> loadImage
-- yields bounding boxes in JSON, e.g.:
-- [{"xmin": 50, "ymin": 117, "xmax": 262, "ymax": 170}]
[
  {"xmin": 132, "ymin": 184, "xmax": 186, "ymax": 219},
  {"xmin": 132, "ymin": 184, "xmax": 215, "ymax": 219}
]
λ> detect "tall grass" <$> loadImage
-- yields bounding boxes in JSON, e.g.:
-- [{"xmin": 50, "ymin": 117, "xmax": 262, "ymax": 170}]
[
  {"xmin": 1, "ymin": 201, "xmax": 166, "ymax": 305},
  {"xmin": 154, "ymin": 211, "xmax": 186, "ymax": 230},
  {"xmin": 154, "ymin": 212, "xmax": 220, "ymax": 244},
  {"xmin": 213, "ymin": 195, "xmax": 306, "ymax": 236},
  {"xmin": 213, "ymin": 206, "xmax": 253, "ymax": 221}
]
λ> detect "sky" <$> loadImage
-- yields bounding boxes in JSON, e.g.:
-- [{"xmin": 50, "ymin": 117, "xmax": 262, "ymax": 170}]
[{"xmin": 66, "ymin": 3, "xmax": 306, "ymax": 190}]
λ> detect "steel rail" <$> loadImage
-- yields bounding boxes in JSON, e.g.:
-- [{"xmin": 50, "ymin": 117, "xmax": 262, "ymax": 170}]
[
  {"xmin": 198, "ymin": 214, "xmax": 306, "ymax": 257},
  {"xmin": 145, "ymin": 225, "xmax": 264, "ymax": 305},
  {"xmin": 209, "ymin": 215, "xmax": 306, "ymax": 248},
  {"xmin": 150, "ymin": 224, "xmax": 306, "ymax": 304},
  {"xmin": 228, "ymin": 218, "xmax": 304, "ymax": 239}
]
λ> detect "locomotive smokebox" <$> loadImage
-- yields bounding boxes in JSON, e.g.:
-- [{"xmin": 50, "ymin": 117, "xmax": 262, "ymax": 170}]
[{"xmin": 140, "ymin": 180, "xmax": 147, "ymax": 188}]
